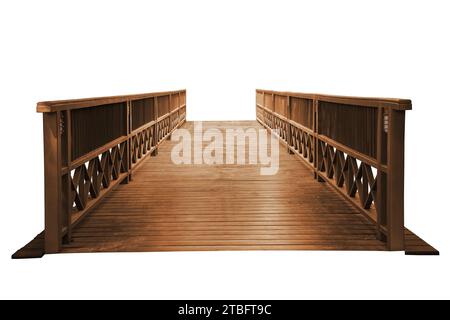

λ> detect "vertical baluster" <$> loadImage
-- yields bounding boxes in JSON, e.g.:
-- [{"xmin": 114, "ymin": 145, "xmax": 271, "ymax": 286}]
[{"xmin": 152, "ymin": 96, "xmax": 159, "ymax": 156}]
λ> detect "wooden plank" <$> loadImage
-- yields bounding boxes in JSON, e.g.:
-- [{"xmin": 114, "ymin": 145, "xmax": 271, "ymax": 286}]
[
  {"xmin": 11, "ymin": 232, "xmax": 45, "ymax": 259},
  {"xmin": 63, "ymin": 244, "xmax": 387, "ymax": 253},
  {"xmin": 404, "ymin": 229, "xmax": 439, "ymax": 255}
]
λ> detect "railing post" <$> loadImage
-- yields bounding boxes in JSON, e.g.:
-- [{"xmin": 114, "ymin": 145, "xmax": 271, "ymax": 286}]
[
  {"xmin": 376, "ymin": 106, "xmax": 387, "ymax": 241},
  {"xmin": 43, "ymin": 112, "xmax": 62, "ymax": 253},
  {"xmin": 313, "ymin": 99, "xmax": 321, "ymax": 181},
  {"xmin": 178, "ymin": 91, "xmax": 182, "ymax": 127},
  {"xmin": 271, "ymin": 93, "xmax": 275, "ymax": 128},
  {"xmin": 183, "ymin": 91, "xmax": 186, "ymax": 124},
  {"xmin": 168, "ymin": 94, "xmax": 172, "ymax": 140},
  {"xmin": 123, "ymin": 100, "xmax": 131, "ymax": 183},
  {"xmin": 262, "ymin": 91, "xmax": 265, "ymax": 117},
  {"xmin": 152, "ymin": 96, "xmax": 159, "ymax": 156},
  {"xmin": 286, "ymin": 95, "xmax": 294, "ymax": 154},
  {"xmin": 386, "ymin": 108, "xmax": 406, "ymax": 250},
  {"xmin": 62, "ymin": 110, "xmax": 72, "ymax": 243}
]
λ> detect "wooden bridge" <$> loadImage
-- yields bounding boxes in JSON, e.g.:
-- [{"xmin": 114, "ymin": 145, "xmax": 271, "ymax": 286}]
[{"xmin": 13, "ymin": 89, "xmax": 438, "ymax": 258}]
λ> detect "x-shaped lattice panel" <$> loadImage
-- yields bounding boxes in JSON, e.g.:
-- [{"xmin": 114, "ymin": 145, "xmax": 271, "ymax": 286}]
[
  {"xmin": 131, "ymin": 126, "xmax": 154, "ymax": 165},
  {"xmin": 317, "ymin": 140, "xmax": 377, "ymax": 210},
  {"xmin": 70, "ymin": 143, "xmax": 126, "ymax": 211},
  {"xmin": 290, "ymin": 125, "xmax": 314, "ymax": 163}
]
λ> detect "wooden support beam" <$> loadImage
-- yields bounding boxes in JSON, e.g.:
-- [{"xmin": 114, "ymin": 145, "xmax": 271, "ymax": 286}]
[
  {"xmin": 123, "ymin": 100, "xmax": 131, "ymax": 183},
  {"xmin": 43, "ymin": 112, "xmax": 62, "ymax": 253},
  {"xmin": 376, "ymin": 106, "xmax": 387, "ymax": 241},
  {"xmin": 386, "ymin": 109, "xmax": 406, "ymax": 250},
  {"xmin": 62, "ymin": 110, "xmax": 72, "ymax": 243}
]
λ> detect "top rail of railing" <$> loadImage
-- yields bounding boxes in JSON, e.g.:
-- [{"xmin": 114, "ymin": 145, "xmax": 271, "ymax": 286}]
[
  {"xmin": 256, "ymin": 89, "xmax": 411, "ymax": 110},
  {"xmin": 37, "ymin": 89, "xmax": 187, "ymax": 113}
]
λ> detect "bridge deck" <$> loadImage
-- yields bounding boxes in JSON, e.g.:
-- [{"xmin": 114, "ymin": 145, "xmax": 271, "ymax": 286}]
[{"xmin": 13, "ymin": 121, "xmax": 438, "ymax": 257}]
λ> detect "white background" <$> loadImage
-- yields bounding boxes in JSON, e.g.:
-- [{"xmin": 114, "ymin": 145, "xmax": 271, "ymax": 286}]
[{"xmin": 0, "ymin": 0, "xmax": 449, "ymax": 299}]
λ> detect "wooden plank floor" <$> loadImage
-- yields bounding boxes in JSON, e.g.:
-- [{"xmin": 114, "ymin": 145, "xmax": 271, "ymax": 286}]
[
  {"xmin": 62, "ymin": 121, "xmax": 391, "ymax": 253},
  {"xmin": 12, "ymin": 121, "xmax": 438, "ymax": 257}
]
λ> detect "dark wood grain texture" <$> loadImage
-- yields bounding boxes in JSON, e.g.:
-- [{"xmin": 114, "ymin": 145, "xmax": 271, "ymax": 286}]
[
  {"xmin": 12, "ymin": 89, "xmax": 438, "ymax": 258},
  {"xmin": 27, "ymin": 90, "xmax": 186, "ymax": 255},
  {"xmin": 256, "ymin": 89, "xmax": 437, "ymax": 254},
  {"xmin": 58, "ymin": 121, "xmax": 385, "ymax": 253}
]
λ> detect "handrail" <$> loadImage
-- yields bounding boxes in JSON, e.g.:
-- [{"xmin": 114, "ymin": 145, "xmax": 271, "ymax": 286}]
[
  {"xmin": 37, "ymin": 90, "xmax": 186, "ymax": 112},
  {"xmin": 256, "ymin": 89, "xmax": 409, "ymax": 250},
  {"xmin": 40, "ymin": 89, "xmax": 187, "ymax": 253},
  {"xmin": 256, "ymin": 89, "xmax": 412, "ymax": 110}
]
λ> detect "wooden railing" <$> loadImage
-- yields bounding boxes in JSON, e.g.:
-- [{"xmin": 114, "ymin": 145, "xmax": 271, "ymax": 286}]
[
  {"xmin": 37, "ymin": 90, "xmax": 187, "ymax": 253},
  {"xmin": 256, "ymin": 89, "xmax": 411, "ymax": 250}
]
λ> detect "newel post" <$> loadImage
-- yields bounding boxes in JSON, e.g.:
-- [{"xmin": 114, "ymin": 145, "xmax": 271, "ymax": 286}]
[
  {"xmin": 386, "ymin": 108, "xmax": 406, "ymax": 250},
  {"xmin": 43, "ymin": 112, "xmax": 63, "ymax": 253}
]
